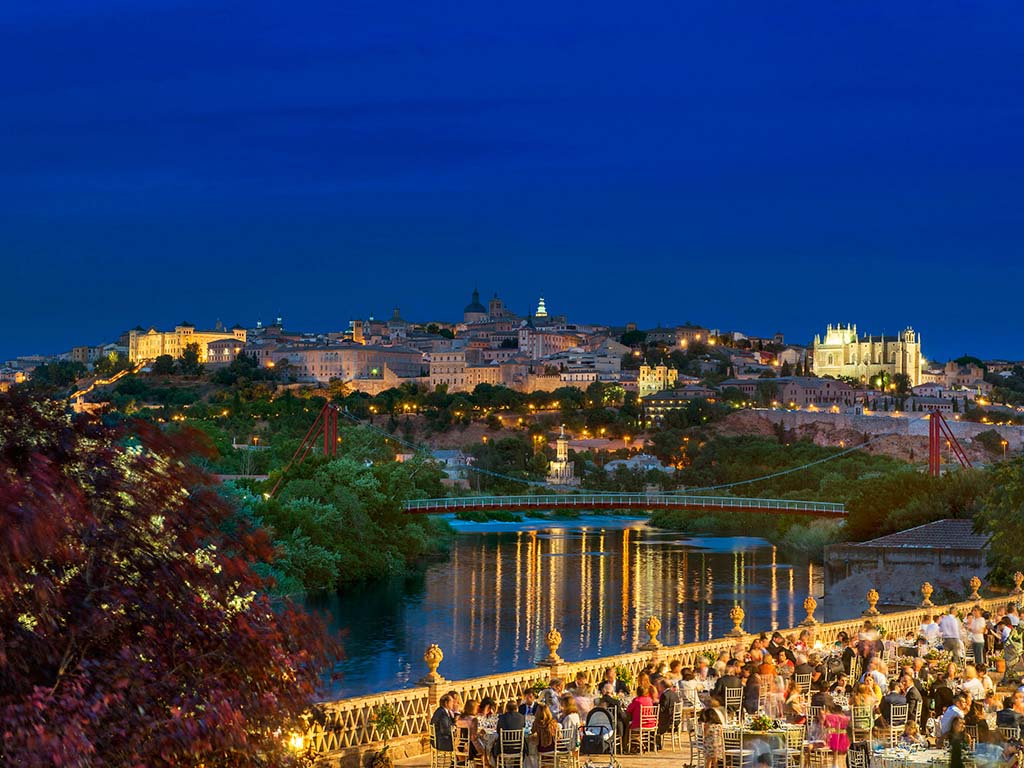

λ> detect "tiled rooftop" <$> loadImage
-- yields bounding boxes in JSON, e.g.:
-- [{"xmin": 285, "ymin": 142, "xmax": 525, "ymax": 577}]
[{"xmin": 849, "ymin": 518, "xmax": 989, "ymax": 550}]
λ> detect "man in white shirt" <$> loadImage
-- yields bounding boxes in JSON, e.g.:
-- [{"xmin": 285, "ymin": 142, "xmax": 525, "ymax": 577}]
[
  {"xmin": 1006, "ymin": 604, "xmax": 1020, "ymax": 627},
  {"xmin": 938, "ymin": 607, "xmax": 964, "ymax": 663},
  {"xmin": 940, "ymin": 693, "xmax": 969, "ymax": 737},
  {"xmin": 920, "ymin": 616, "xmax": 941, "ymax": 644},
  {"xmin": 967, "ymin": 606, "xmax": 988, "ymax": 670}
]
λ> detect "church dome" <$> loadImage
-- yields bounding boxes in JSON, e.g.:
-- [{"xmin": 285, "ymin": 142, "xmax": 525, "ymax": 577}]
[{"xmin": 464, "ymin": 289, "xmax": 486, "ymax": 315}]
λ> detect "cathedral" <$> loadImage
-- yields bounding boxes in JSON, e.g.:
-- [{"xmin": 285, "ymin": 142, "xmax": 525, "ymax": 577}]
[{"xmin": 811, "ymin": 324, "xmax": 924, "ymax": 386}]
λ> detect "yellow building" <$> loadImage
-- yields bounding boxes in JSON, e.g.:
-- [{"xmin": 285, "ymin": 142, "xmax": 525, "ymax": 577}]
[
  {"xmin": 637, "ymin": 363, "xmax": 678, "ymax": 397},
  {"xmin": 811, "ymin": 324, "xmax": 923, "ymax": 386},
  {"xmin": 128, "ymin": 322, "xmax": 246, "ymax": 363}
]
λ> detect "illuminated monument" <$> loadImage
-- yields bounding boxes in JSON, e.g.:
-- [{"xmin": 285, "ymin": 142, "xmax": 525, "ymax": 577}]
[
  {"xmin": 812, "ymin": 324, "xmax": 924, "ymax": 387},
  {"xmin": 546, "ymin": 425, "xmax": 578, "ymax": 486}
]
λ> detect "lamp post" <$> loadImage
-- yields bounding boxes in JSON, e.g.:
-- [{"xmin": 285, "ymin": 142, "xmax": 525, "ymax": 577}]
[{"xmin": 1002, "ymin": 439, "xmax": 1009, "ymax": 460}]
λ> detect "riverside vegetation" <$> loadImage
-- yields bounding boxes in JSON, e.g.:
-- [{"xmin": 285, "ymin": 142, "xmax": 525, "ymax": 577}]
[{"xmin": 49, "ymin": 356, "xmax": 1024, "ymax": 592}]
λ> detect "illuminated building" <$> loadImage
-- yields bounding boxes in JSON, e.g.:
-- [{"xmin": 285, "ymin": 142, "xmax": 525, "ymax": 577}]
[
  {"xmin": 637, "ymin": 363, "xmax": 678, "ymax": 397},
  {"xmin": 128, "ymin": 322, "xmax": 246, "ymax": 363},
  {"xmin": 811, "ymin": 324, "xmax": 923, "ymax": 386}
]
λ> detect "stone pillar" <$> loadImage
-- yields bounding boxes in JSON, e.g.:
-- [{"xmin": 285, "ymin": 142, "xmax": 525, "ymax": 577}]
[{"xmin": 419, "ymin": 644, "xmax": 445, "ymax": 707}]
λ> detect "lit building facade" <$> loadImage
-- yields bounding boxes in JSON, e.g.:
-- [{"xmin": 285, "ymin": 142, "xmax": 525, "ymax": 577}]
[
  {"xmin": 128, "ymin": 323, "xmax": 246, "ymax": 363},
  {"xmin": 811, "ymin": 324, "xmax": 923, "ymax": 386},
  {"xmin": 637, "ymin": 363, "xmax": 678, "ymax": 397}
]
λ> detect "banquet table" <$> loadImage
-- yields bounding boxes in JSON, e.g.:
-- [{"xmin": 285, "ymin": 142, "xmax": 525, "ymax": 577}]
[{"xmin": 874, "ymin": 747, "xmax": 960, "ymax": 768}]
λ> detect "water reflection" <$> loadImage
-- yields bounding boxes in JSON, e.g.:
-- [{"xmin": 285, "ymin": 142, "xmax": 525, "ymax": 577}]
[{"xmin": 309, "ymin": 517, "xmax": 827, "ymax": 698}]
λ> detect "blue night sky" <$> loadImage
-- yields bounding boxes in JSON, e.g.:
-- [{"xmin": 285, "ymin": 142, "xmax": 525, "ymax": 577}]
[{"xmin": 2, "ymin": 1, "xmax": 1022, "ymax": 362}]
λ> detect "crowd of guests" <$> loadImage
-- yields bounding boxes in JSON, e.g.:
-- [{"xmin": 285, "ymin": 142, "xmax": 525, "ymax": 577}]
[{"xmin": 429, "ymin": 603, "xmax": 1024, "ymax": 766}]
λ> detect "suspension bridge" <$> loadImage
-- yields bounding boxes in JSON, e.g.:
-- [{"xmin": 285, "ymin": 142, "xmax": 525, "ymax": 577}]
[
  {"xmin": 264, "ymin": 401, "xmax": 975, "ymax": 519},
  {"xmin": 402, "ymin": 493, "xmax": 846, "ymax": 517}
]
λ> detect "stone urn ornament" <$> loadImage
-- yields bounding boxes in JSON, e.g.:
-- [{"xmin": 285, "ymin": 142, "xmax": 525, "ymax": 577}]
[
  {"xmin": 920, "ymin": 582, "xmax": 934, "ymax": 608},
  {"xmin": 801, "ymin": 595, "xmax": 818, "ymax": 625},
  {"xmin": 541, "ymin": 627, "xmax": 563, "ymax": 665},
  {"xmin": 968, "ymin": 575, "xmax": 982, "ymax": 601},
  {"xmin": 642, "ymin": 615, "xmax": 663, "ymax": 649},
  {"xmin": 863, "ymin": 588, "xmax": 880, "ymax": 616},
  {"xmin": 419, "ymin": 644, "xmax": 444, "ymax": 684},
  {"xmin": 728, "ymin": 605, "xmax": 746, "ymax": 636},
  {"xmin": 1014, "ymin": 572, "xmax": 1024, "ymax": 596}
]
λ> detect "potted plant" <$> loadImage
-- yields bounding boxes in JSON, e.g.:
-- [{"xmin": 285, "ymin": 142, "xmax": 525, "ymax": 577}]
[{"xmin": 367, "ymin": 703, "xmax": 403, "ymax": 768}]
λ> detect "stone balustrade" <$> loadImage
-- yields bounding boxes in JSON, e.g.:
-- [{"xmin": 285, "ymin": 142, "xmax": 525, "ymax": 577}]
[{"xmin": 306, "ymin": 581, "xmax": 1009, "ymax": 767}]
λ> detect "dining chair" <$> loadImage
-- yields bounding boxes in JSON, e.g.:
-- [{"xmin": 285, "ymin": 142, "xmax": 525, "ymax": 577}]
[
  {"xmin": 429, "ymin": 724, "xmax": 456, "ymax": 768},
  {"xmin": 628, "ymin": 705, "xmax": 659, "ymax": 755},
  {"xmin": 723, "ymin": 727, "xmax": 755, "ymax": 768},
  {"xmin": 496, "ymin": 728, "xmax": 525, "ymax": 768},
  {"xmin": 668, "ymin": 700, "xmax": 686, "ymax": 751},
  {"xmin": 771, "ymin": 724, "xmax": 805, "ymax": 768},
  {"xmin": 885, "ymin": 704, "xmax": 909, "ymax": 748}
]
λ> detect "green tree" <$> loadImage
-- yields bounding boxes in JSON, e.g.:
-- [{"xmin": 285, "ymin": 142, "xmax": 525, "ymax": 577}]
[
  {"xmin": 28, "ymin": 360, "xmax": 86, "ymax": 390},
  {"xmin": 976, "ymin": 459, "xmax": 1024, "ymax": 576},
  {"xmin": 150, "ymin": 354, "xmax": 176, "ymax": 376},
  {"xmin": 177, "ymin": 342, "xmax": 204, "ymax": 376},
  {"xmin": 92, "ymin": 351, "xmax": 131, "ymax": 377},
  {"xmin": 893, "ymin": 373, "xmax": 912, "ymax": 395}
]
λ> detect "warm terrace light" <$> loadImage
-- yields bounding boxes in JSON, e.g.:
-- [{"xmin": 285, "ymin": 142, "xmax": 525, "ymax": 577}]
[{"xmin": 288, "ymin": 732, "xmax": 305, "ymax": 751}]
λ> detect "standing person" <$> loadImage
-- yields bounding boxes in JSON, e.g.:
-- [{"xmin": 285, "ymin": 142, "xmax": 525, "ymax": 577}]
[
  {"xmin": 967, "ymin": 606, "xmax": 988, "ymax": 671},
  {"xmin": 430, "ymin": 693, "xmax": 458, "ymax": 751},
  {"xmin": 939, "ymin": 606, "xmax": 964, "ymax": 663},
  {"xmin": 539, "ymin": 678, "xmax": 564, "ymax": 718},
  {"xmin": 920, "ymin": 615, "xmax": 941, "ymax": 644}
]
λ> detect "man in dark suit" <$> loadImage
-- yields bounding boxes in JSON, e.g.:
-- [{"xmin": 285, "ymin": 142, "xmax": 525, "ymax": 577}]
[
  {"xmin": 430, "ymin": 694, "xmax": 457, "ymax": 752},
  {"xmin": 656, "ymin": 678, "xmax": 681, "ymax": 750},
  {"xmin": 810, "ymin": 681, "xmax": 835, "ymax": 711},
  {"xmin": 493, "ymin": 700, "xmax": 527, "ymax": 759},
  {"xmin": 899, "ymin": 675, "xmax": 924, "ymax": 727},
  {"xmin": 712, "ymin": 660, "xmax": 743, "ymax": 715},
  {"xmin": 518, "ymin": 689, "xmax": 538, "ymax": 716},
  {"xmin": 878, "ymin": 684, "xmax": 908, "ymax": 728}
]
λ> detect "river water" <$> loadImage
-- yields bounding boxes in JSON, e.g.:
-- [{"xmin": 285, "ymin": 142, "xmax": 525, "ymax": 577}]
[{"xmin": 307, "ymin": 516, "xmax": 829, "ymax": 699}]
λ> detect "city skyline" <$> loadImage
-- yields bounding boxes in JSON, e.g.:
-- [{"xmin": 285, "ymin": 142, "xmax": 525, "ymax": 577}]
[
  {"xmin": 0, "ymin": 293, "xmax": 1009, "ymax": 365},
  {"xmin": 3, "ymin": 2, "xmax": 1022, "ymax": 361}
]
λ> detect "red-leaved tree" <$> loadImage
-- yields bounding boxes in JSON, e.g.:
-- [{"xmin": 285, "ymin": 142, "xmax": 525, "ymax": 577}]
[{"xmin": 0, "ymin": 393, "xmax": 333, "ymax": 767}]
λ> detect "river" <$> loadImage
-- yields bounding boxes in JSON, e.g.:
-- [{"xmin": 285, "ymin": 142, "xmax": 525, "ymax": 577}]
[{"xmin": 306, "ymin": 515, "xmax": 830, "ymax": 699}]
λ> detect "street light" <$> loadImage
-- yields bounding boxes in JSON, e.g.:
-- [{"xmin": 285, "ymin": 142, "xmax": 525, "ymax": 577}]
[{"xmin": 1002, "ymin": 439, "xmax": 1009, "ymax": 460}]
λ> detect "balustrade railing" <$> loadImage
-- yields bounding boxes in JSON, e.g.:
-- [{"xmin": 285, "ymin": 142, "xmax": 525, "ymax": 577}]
[{"xmin": 304, "ymin": 579, "xmax": 1020, "ymax": 760}]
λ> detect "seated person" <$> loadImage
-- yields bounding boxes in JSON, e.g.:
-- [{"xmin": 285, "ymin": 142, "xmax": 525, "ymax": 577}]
[{"xmin": 492, "ymin": 700, "xmax": 527, "ymax": 759}]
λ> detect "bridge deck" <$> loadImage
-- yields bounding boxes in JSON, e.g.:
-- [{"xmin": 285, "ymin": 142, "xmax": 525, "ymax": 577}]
[{"xmin": 403, "ymin": 493, "xmax": 845, "ymax": 517}]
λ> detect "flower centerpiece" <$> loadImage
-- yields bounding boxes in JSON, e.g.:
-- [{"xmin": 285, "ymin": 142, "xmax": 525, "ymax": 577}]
[
  {"xmin": 749, "ymin": 714, "xmax": 776, "ymax": 732},
  {"xmin": 876, "ymin": 625, "xmax": 888, "ymax": 639},
  {"xmin": 530, "ymin": 678, "xmax": 548, "ymax": 695}
]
